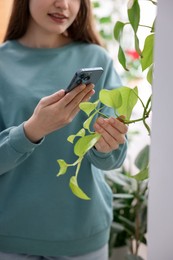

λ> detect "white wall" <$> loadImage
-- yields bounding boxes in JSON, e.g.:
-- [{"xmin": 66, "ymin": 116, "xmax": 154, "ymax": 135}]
[{"xmin": 148, "ymin": 1, "xmax": 173, "ymax": 259}]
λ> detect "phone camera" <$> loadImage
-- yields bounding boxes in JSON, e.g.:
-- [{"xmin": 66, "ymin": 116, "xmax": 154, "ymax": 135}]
[
  {"xmin": 84, "ymin": 75, "xmax": 90, "ymax": 81},
  {"xmin": 80, "ymin": 73, "xmax": 85, "ymax": 79},
  {"xmin": 76, "ymin": 79, "xmax": 82, "ymax": 85}
]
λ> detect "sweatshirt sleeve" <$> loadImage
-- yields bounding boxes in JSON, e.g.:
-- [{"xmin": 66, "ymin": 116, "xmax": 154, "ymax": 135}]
[
  {"xmin": 87, "ymin": 141, "xmax": 127, "ymax": 170},
  {"xmin": 0, "ymin": 123, "xmax": 43, "ymax": 175}
]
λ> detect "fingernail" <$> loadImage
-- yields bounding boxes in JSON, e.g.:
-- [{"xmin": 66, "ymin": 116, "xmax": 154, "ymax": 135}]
[{"xmin": 91, "ymin": 89, "xmax": 95, "ymax": 95}]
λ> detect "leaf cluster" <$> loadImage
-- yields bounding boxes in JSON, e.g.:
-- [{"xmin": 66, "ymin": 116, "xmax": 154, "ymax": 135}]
[
  {"xmin": 57, "ymin": 87, "xmax": 139, "ymax": 200},
  {"xmin": 114, "ymin": 0, "xmax": 155, "ymax": 85}
]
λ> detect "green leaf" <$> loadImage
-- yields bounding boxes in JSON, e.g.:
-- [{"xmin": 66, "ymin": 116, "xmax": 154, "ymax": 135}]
[
  {"xmin": 57, "ymin": 160, "xmax": 68, "ymax": 176},
  {"xmin": 67, "ymin": 128, "xmax": 85, "ymax": 143},
  {"xmin": 113, "ymin": 201, "xmax": 130, "ymax": 210},
  {"xmin": 99, "ymin": 87, "xmax": 138, "ymax": 120},
  {"xmin": 131, "ymin": 167, "xmax": 149, "ymax": 181},
  {"xmin": 83, "ymin": 112, "xmax": 97, "ymax": 131},
  {"xmin": 116, "ymin": 86, "xmax": 138, "ymax": 120},
  {"xmin": 111, "ymin": 222, "xmax": 125, "ymax": 232},
  {"xmin": 114, "ymin": 21, "xmax": 125, "ymax": 41},
  {"xmin": 74, "ymin": 133, "xmax": 101, "ymax": 157},
  {"xmin": 118, "ymin": 215, "xmax": 135, "ymax": 232},
  {"xmin": 113, "ymin": 194, "xmax": 134, "ymax": 199},
  {"xmin": 128, "ymin": 0, "xmax": 140, "ymax": 33},
  {"xmin": 135, "ymin": 145, "xmax": 150, "ymax": 170},
  {"xmin": 79, "ymin": 100, "xmax": 99, "ymax": 116},
  {"xmin": 99, "ymin": 89, "xmax": 122, "ymax": 110},
  {"xmin": 100, "ymin": 16, "xmax": 112, "ymax": 24},
  {"xmin": 92, "ymin": 1, "xmax": 100, "ymax": 8},
  {"xmin": 118, "ymin": 46, "xmax": 128, "ymax": 71},
  {"xmin": 69, "ymin": 176, "xmax": 91, "ymax": 200},
  {"xmin": 151, "ymin": 19, "xmax": 155, "ymax": 33},
  {"xmin": 141, "ymin": 33, "xmax": 154, "ymax": 71},
  {"xmin": 147, "ymin": 64, "xmax": 153, "ymax": 85},
  {"xmin": 106, "ymin": 171, "xmax": 131, "ymax": 186}
]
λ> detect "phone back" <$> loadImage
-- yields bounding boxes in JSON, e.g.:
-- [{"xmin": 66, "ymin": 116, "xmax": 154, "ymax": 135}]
[{"xmin": 66, "ymin": 67, "xmax": 104, "ymax": 93}]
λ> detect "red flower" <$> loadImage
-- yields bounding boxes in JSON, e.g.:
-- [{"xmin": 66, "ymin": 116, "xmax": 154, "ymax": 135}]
[{"xmin": 125, "ymin": 49, "xmax": 140, "ymax": 60}]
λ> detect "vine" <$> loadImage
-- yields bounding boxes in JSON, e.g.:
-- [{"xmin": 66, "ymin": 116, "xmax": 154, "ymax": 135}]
[{"xmin": 57, "ymin": 0, "xmax": 156, "ymax": 200}]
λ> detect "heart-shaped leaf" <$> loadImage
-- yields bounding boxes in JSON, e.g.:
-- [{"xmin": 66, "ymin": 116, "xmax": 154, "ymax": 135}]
[
  {"xmin": 131, "ymin": 167, "xmax": 149, "ymax": 181},
  {"xmin": 74, "ymin": 133, "xmax": 101, "ymax": 157},
  {"xmin": 114, "ymin": 21, "xmax": 125, "ymax": 41},
  {"xmin": 79, "ymin": 100, "xmax": 99, "ymax": 116},
  {"xmin": 128, "ymin": 0, "xmax": 140, "ymax": 33},
  {"xmin": 83, "ymin": 112, "xmax": 97, "ymax": 131},
  {"xmin": 118, "ymin": 46, "xmax": 128, "ymax": 71},
  {"xmin": 57, "ymin": 160, "xmax": 68, "ymax": 176},
  {"xmin": 99, "ymin": 89, "xmax": 122, "ymax": 109},
  {"xmin": 147, "ymin": 64, "xmax": 153, "ymax": 85},
  {"xmin": 67, "ymin": 128, "xmax": 86, "ymax": 144},
  {"xmin": 141, "ymin": 33, "xmax": 154, "ymax": 71},
  {"xmin": 69, "ymin": 176, "xmax": 90, "ymax": 200},
  {"xmin": 135, "ymin": 145, "xmax": 150, "ymax": 170},
  {"xmin": 117, "ymin": 86, "xmax": 138, "ymax": 120}
]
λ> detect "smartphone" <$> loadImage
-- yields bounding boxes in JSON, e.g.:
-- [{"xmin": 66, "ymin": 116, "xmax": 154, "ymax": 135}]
[{"xmin": 65, "ymin": 67, "xmax": 104, "ymax": 93}]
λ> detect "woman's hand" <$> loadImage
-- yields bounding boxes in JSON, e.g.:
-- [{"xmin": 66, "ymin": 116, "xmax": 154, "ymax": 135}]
[
  {"xmin": 24, "ymin": 84, "xmax": 95, "ymax": 143},
  {"xmin": 93, "ymin": 116, "xmax": 128, "ymax": 153}
]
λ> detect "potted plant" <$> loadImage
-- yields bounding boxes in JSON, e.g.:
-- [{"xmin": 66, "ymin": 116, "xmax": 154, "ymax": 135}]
[{"xmin": 106, "ymin": 145, "xmax": 149, "ymax": 260}]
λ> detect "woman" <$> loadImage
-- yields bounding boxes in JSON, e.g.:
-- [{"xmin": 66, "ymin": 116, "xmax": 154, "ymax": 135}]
[{"xmin": 0, "ymin": 0, "xmax": 128, "ymax": 259}]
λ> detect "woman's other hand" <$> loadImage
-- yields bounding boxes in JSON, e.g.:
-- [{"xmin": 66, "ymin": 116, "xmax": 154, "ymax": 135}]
[{"xmin": 93, "ymin": 116, "xmax": 128, "ymax": 153}]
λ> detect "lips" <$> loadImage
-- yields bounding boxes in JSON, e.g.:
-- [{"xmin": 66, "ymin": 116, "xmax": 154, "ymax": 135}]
[{"xmin": 48, "ymin": 13, "xmax": 68, "ymax": 22}]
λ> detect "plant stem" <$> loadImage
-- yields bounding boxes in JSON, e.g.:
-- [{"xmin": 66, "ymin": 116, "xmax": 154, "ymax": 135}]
[
  {"xmin": 98, "ymin": 111, "xmax": 109, "ymax": 118},
  {"xmin": 69, "ymin": 157, "xmax": 83, "ymax": 167},
  {"xmin": 75, "ymin": 157, "xmax": 83, "ymax": 179},
  {"xmin": 139, "ymin": 24, "xmax": 153, "ymax": 30},
  {"xmin": 125, "ymin": 22, "xmax": 153, "ymax": 30},
  {"xmin": 142, "ymin": 95, "xmax": 152, "ymax": 135},
  {"xmin": 124, "ymin": 115, "xmax": 149, "ymax": 125},
  {"xmin": 132, "ymin": 89, "xmax": 146, "ymax": 110}
]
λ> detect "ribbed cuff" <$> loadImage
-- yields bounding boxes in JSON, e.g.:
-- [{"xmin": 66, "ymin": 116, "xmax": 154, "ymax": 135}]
[{"xmin": 9, "ymin": 123, "xmax": 44, "ymax": 154}]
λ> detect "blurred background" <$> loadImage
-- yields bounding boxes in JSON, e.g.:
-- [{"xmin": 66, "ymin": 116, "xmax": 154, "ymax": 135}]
[{"xmin": 0, "ymin": 1, "xmax": 157, "ymax": 259}]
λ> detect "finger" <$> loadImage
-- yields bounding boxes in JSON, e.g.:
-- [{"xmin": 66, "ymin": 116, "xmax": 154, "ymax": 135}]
[
  {"xmin": 63, "ymin": 84, "xmax": 87, "ymax": 105},
  {"xmin": 109, "ymin": 117, "xmax": 128, "ymax": 134},
  {"xmin": 39, "ymin": 89, "xmax": 65, "ymax": 106},
  {"xmin": 68, "ymin": 89, "xmax": 95, "ymax": 119},
  {"xmin": 81, "ymin": 89, "xmax": 95, "ymax": 102},
  {"xmin": 94, "ymin": 122, "xmax": 119, "ymax": 150},
  {"xmin": 95, "ymin": 119, "xmax": 126, "ymax": 144},
  {"xmin": 94, "ymin": 136, "xmax": 112, "ymax": 153},
  {"xmin": 66, "ymin": 84, "xmax": 95, "ymax": 110}
]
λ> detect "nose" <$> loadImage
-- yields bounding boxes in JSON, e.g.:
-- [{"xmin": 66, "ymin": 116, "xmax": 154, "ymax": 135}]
[{"xmin": 54, "ymin": 0, "xmax": 69, "ymax": 9}]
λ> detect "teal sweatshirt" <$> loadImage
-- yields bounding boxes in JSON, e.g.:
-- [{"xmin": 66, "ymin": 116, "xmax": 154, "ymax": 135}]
[{"xmin": 0, "ymin": 40, "xmax": 127, "ymax": 257}]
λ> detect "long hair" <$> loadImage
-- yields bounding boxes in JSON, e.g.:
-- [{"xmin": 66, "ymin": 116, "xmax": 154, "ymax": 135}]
[{"xmin": 3, "ymin": 0, "xmax": 103, "ymax": 46}]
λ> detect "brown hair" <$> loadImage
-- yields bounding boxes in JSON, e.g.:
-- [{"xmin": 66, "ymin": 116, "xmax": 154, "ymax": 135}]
[{"xmin": 3, "ymin": 0, "xmax": 103, "ymax": 46}]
